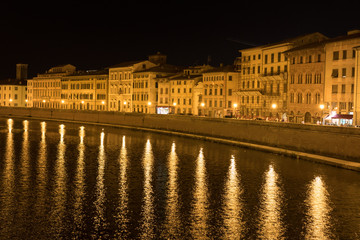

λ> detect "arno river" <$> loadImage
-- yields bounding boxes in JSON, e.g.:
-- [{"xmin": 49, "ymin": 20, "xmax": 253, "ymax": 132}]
[{"xmin": 0, "ymin": 117, "xmax": 360, "ymax": 239}]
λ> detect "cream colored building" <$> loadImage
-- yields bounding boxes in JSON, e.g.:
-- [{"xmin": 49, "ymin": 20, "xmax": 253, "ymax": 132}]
[
  {"xmin": 236, "ymin": 33, "xmax": 327, "ymax": 120},
  {"xmin": 133, "ymin": 64, "xmax": 182, "ymax": 114},
  {"xmin": 60, "ymin": 69, "xmax": 108, "ymax": 111},
  {"xmin": 157, "ymin": 65, "xmax": 211, "ymax": 115},
  {"xmin": 202, "ymin": 65, "xmax": 239, "ymax": 117},
  {"xmin": 27, "ymin": 64, "xmax": 76, "ymax": 108},
  {"xmin": 324, "ymin": 30, "xmax": 360, "ymax": 125},
  {"xmin": 0, "ymin": 79, "xmax": 27, "ymax": 107},
  {"xmin": 0, "ymin": 64, "xmax": 28, "ymax": 107},
  {"xmin": 108, "ymin": 60, "xmax": 157, "ymax": 112},
  {"xmin": 285, "ymin": 40, "xmax": 327, "ymax": 123}
]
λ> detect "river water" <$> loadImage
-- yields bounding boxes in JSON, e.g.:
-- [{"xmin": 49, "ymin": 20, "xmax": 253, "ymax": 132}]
[{"xmin": 0, "ymin": 117, "xmax": 359, "ymax": 239}]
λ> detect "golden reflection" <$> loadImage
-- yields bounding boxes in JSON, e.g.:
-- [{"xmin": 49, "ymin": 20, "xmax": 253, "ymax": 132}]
[
  {"xmin": 222, "ymin": 155, "xmax": 244, "ymax": 239},
  {"xmin": 51, "ymin": 124, "xmax": 67, "ymax": 237},
  {"xmin": 190, "ymin": 148, "xmax": 209, "ymax": 239},
  {"xmin": 304, "ymin": 176, "xmax": 333, "ymax": 239},
  {"xmin": 93, "ymin": 131, "xmax": 108, "ymax": 238},
  {"xmin": 21, "ymin": 120, "xmax": 30, "ymax": 184},
  {"xmin": 257, "ymin": 165, "xmax": 285, "ymax": 239},
  {"xmin": 73, "ymin": 126, "xmax": 86, "ymax": 235},
  {"xmin": 35, "ymin": 122, "xmax": 47, "ymax": 218},
  {"xmin": 0, "ymin": 119, "xmax": 15, "ymax": 235},
  {"xmin": 115, "ymin": 135, "xmax": 130, "ymax": 238},
  {"xmin": 140, "ymin": 139, "xmax": 155, "ymax": 239},
  {"xmin": 163, "ymin": 142, "xmax": 181, "ymax": 239},
  {"xmin": 19, "ymin": 120, "xmax": 30, "ymax": 215}
]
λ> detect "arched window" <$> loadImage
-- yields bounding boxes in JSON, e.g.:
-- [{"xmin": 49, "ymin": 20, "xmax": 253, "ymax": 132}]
[{"xmin": 306, "ymin": 92, "xmax": 311, "ymax": 104}]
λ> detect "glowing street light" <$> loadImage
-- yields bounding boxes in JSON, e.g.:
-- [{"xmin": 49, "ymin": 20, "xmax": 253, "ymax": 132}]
[
  {"xmin": 61, "ymin": 100, "xmax": 65, "ymax": 104},
  {"xmin": 148, "ymin": 101, "xmax": 151, "ymax": 106},
  {"xmin": 233, "ymin": 103, "xmax": 238, "ymax": 108},
  {"xmin": 271, "ymin": 103, "xmax": 277, "ymax": 109},
  {"xmin": 200, "ymin": 102, "xmax": 205, "ymax": 107},
  {"xmin": 173, "ymin": 102, "xmax": 177, "ymax": 106},
  {"xmin": 319, "ymin": 104, "xmax": 324, "ymax": 110}
]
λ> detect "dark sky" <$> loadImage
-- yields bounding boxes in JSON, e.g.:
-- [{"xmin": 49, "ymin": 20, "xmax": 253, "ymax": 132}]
[{"xmin": 1, "ymin": 1, "xmax": 359, "ymax": 79}]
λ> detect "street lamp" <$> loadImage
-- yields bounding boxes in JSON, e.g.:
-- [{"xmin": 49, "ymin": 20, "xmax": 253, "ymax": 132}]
[
  {"xmin": 148, "ymin": 101, "xmax": 152, "ymax": 114},
  {"xmin": 233, "ymin": 103, "xmax": 238, "ymax": 118},
  {"xmin": 200, "ymin": 102, "xmax": 205, "ymax": 116},
  {"xmin": 320, "ymin": 104, "xmax": 325, "ymax": 125}
]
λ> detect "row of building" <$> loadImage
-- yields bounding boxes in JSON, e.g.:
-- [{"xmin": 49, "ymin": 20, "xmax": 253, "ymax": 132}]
[{"xmin": 1, "ymin": 30, "xmax": 360, "ymax": 125}]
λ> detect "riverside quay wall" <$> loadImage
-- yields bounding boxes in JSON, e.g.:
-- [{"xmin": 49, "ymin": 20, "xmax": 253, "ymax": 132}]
[{"xmin": 1, "ymin": 107, "xmax": 360, "ymax": 162}]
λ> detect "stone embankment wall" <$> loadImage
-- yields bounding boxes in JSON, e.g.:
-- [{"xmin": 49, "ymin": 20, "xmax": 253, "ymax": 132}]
[{"xmin": 1, "ymin": 107, "xmax": 360, "ymax": 161}]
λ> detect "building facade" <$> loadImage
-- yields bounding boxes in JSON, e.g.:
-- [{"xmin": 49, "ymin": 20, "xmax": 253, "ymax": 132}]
[
  {"xmin": 60, "ymin": 69, "xmax": 108, "ymax": 111},
  {"xmin": 27, "ymin": 64, "xmax": 76, "ymax": 108},
  {"xmin": 202, "ymin": 65, "xmax": 239, "ymax": 117},
  {"xmin": 285, "ymin": 41, "xmax": 327, "ymax": 123},
  {"xmin": 0, "ymin": 64, "xmax": 28, "ymax": 107},
  {"xmin": 324, "ymin": 31, "xmax": 360, "ymax": 125},
  {"xmin": 237, "ymin": 33, "xmax": 328, "ymax": 120}
]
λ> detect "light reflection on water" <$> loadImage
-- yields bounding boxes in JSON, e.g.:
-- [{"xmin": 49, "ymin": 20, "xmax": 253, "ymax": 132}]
[
  {"xmin": 257, "ymin": 165, "xmax": 285, "ymax": 239},
  {"xmin": 50, "ymin": 124, "xmax": 67, "ymax": 238},
  {"xmin": 162, "ymin": 142, "xmax": 182, "ymax": 239},
  {"xmin": 115, "ymin": 135, "xmax": 130, "ymax": 239},
  {"xmin": 93, "ymin": 131, "xmax": 108, "ymax": 238},
  {"xmin": 304, "ymin": 176, "xmax": 333, "ymax": 239},
  {"xmin": 222, "ymin": 155, "xmax": 244, "ymax": 239},
  {"xmin": 190, "ymin": 148, "xmax": 209, "ymax": 239},
  {"xmin": 139, "ymin": 139, "xmax": 155, "ymax": 239},
  {"xmin": 0, "ymin": 118, "xmax": 359, "ymax": 239}
]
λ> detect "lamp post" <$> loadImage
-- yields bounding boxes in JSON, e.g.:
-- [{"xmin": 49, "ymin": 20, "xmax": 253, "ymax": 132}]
[
  {"xmin": 123, "ymin": 101, "xmax": 127, "ymax": 112},
  {"xmin": 271, "ymin": 103, "xmax": 277, "ymax": 121},
  {"xmin": 173, "ymin": 102, "xmax": 177, "ymax": 114},
  {"xmin": 320, "ymin": 104, "xmax": 325, "ymax": 125},
  {"xmin": 200, "ymin": 102, "xmax": 205, "ymax": 116},
  {"xmin": 148, "ymin": 101, "xmax": 152, "ymax": 114},
  {"xmin": 233, "ymin": 103, "xmax": 238, "ymax": 118}
]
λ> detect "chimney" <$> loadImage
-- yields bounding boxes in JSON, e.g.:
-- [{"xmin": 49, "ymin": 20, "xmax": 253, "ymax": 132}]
[{"xmin": 16, "ymin": 63, "xmax": 28, "ymax": 80}]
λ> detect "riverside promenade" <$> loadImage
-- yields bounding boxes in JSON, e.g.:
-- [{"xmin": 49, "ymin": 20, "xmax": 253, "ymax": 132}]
[{"xmin": 1, "ymin": 107, "xmax": 360, "ymax": 171}]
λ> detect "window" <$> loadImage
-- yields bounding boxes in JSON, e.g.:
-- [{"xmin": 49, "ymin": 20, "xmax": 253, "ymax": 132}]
[
  {"xmin": 342, "ymin": 68, "xmax": 346, "ymax": 77},
  {"xmin": 333, "ymin": 51, "xmax": 339, "ymax": 60},
  {"xmin": 315, "ymin": 93, "xmax": 320, "ymax": 104},
  {"xmin": 341, "ymin": 84, "xmax": 346, "ymax": 94},
  {"xmin": 228, "ymin": 89, "xmax": 232, "ymax": 96},
  {"xmin": 278, "ymin": 52, "xmax": 281, "ymax": 62},
  {"xmin": 228, "ymin": 76, "xmax": 232, "ymax": 81},
  {"xmin": 264, "ymin": 55, "xmax": 268, "ymax": 64},
  {"xmin": 308, "ymin": 55, "xmax": 312, "ymax": 63},
  {"xmin": 343, "ymin": 50, "xmax": 347, "ymax": 59},
  {"xmin": 306, "ymin": 93, "xmax": 311, "ymax": 104},
  {"xmin": 331, "ymin": 69, "xmax": 338, "ymax": 78},
  {"xmin": 297, "ymin": 93, "xmax": 302, "ymax": 103},
  {"xmin": 332, "ymin": 85, "xmax": 338, "ymax": 94},
  {"xmin": 228, "ymin": 101, "xmax": 232, "ymax": 108},
  {"xmin": 271, "ymin": 53, "xmax": 274, "ymax": 63}
]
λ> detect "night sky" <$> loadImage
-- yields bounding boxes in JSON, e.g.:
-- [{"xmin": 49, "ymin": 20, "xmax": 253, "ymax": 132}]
[{"xmin": 1, "ymin": 1, "xmax": 359, "ymax": 79}]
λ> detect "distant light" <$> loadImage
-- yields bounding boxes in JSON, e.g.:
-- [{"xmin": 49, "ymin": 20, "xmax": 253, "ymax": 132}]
[
  {"xmin": 148, "ymin": 101, "xmax": 151, "ymax": 106},
  {"xmin": 233, "ymin": 103, "xmax": 238, "ymax": 108},
  {"xmin": 9, "ymin": 99, "xmax": 13, "ymax": 102},
  {"xmin": 81, "ymin": 101, "xmax": 84, "ymax": 104},
  {"xmin": 173, "ymin": 102, "xmax": 177, "ymax": 106},
  {"xmin": 200, "ymin": 102, "xmax": 205, "ymax": 107},
  {"xmin": 42, "ymin": 100, "xmax": 46, "ymax": 103},
  {"xmin": 61, "ymin": 100, "xmax": 65, "ymax": 104},
  {"xmin": 319, "ymin": 104, "xmax": 324, "ymax": 110},
  {"xmin": 25, "ymin": 99, "xmax": 28, "ymax": 102},
  {"xmin": 271, "ymin": 103, "xmax": 277, "ymax": 109},
  {"xmin": 123, "ymin": 101, "xmax": 127, "ymax": 105},
  {"xmin": 101, "ymin": 101, "xmax": 105, "ymax": 105}
]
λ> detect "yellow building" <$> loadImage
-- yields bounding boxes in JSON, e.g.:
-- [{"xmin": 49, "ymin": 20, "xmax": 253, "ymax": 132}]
[
  {"xmin": 324, "ymin": 30, "xmax": 360, "ymax": 125},
  {"xmin": 0, "ymin": 79, "xmax": 27, "ymax": 107},
  {"xmin": 202, "ymin": 65, "xmax": 239, "ymax": 117},
  {"xmin": 0, "ymin": 64, "xmax": 28, "ymax": 107},
  {"xmin": 60, "ymin": 69, "xmax": 108, "ymax": 111},
  {"xmin": 237, "ymin": 33, "xmax": 327, "ymax": 120},
  {"xmin": 27, "ymin": 64, "xmax": 76, "ymax": 108},
  {"xmin": 108, "ymin": 60, "xmax": 157, "ymax": 112},
  {"xmin": 133, "ymin": 64, "xmax": 182, "ymax": 114},
  {"xmin": 285, "ymin": 40, "xmax": 327, "ymax": 123}
]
